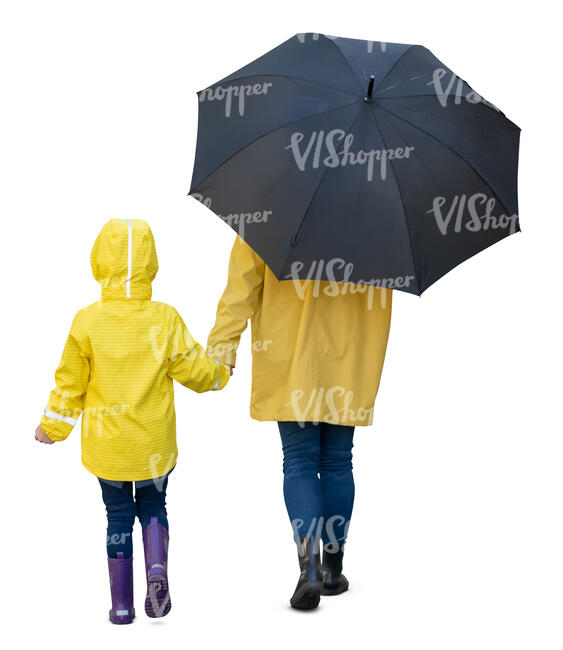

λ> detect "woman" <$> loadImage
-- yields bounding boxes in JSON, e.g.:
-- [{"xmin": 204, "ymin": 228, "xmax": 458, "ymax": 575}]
[{"xmin": 207, "ymin": 236, "xmax": 392, "ymax": 610}]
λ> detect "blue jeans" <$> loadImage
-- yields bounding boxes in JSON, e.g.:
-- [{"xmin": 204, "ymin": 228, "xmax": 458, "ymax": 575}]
[
  {"xmin": 278, "ymin": 422, "xmax": 355, "ymax": 546},
  {"xmin": 98, "ymin": 471, "xmax": 172, "ymax": 558}
]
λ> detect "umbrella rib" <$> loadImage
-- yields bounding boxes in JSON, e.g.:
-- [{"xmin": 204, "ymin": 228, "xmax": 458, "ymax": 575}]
[
  {"xmin": 365, "ymin": 108, "xmax": 421, "ymax": 293},
  {"xmin": 377, "ymin": 95, "xmax": 512, "ymax": 122},
  {"xmin": 277, "ymin": 107, "xmax": 363, "ymax": 279},
  {"xmin": 191, "ymin": 100, "xmax": 360, "ymax": 191},
  {"xmin": 377, "ymin": 104, "xmax": 514, "ymax": 217},
  {"xmin": 371, "ymin": 45, "xmax": 418, "ymax": 95},
  {"xmin": 380, "ymin": 110, "xmax": 443, "ymax": 192},
  {"xmin": 211, "ymin": 73, "xmax": 359, "ymax": 98},
  {"xmin": 378, "ymin": 93, "xmax": 477, "ymax": 99},
  {"xmin": 322, "ymin": 36, "xmax": 365, "ymax": 94}
]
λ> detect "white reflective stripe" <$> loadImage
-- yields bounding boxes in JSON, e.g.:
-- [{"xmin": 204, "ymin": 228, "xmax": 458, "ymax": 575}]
[
  {"xmin": 212, "ymin": 359, "xmax": 221, "ymax": 390},
  {"xmin": 43, "ymin": 409, "xmax": 77, "ymax": 426},
  {"xmin": 125, "ymin": 219, "xmax": 132, "ymax": 298}
]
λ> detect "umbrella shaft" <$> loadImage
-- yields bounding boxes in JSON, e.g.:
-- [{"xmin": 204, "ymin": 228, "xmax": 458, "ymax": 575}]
[{"xmin": 364, "ymin": 75, "xmax": 375, "ymax": 102}]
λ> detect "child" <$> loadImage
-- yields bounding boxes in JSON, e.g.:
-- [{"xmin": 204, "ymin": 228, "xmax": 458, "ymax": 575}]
[{"xmin": 35, "ymin": 219, "xmax": 231, "ymax": 623}]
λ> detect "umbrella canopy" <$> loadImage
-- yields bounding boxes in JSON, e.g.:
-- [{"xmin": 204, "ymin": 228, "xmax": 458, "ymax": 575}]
[{"xmin": 189, "ymin": 33, "xmax": 520, "ymax": 295}]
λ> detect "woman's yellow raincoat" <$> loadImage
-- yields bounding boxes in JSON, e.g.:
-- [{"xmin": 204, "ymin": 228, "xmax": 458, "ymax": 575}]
[
  {"xmin": 41, "ymin": 219, "xmax": 230, "ymax": 481},
  {"xmin": 207, "ymin": 237, "xmax": 392, "ymax": 427}
]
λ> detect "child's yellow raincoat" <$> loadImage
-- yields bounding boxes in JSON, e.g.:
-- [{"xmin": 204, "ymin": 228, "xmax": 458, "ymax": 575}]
[{"xmin": 41, "ymin": 219, "xmax": 230, "ymax": 481}]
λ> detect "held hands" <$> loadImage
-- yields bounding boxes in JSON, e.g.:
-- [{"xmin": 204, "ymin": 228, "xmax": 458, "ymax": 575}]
[{"xmin": 35, "ymin": 425, "xmax": 54, "ymax": 444}]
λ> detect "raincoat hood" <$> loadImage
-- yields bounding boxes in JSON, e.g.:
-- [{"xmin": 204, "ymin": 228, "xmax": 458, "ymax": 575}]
[
  {"xmin": 42, "ymin": 224, "xmax": 230, "ymax": 480},
  {"xmin": 91, "ymin": 219, "xmax": 158, "ymax": 301}
]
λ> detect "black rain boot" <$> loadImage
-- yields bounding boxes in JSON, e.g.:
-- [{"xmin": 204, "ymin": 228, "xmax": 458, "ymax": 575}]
[
  {"xmin": 290, "ymin": 535, "xmax": 323, "ymax": 610},
  {"xmin": 321, "ymin": 543, "xmax": 349, "ymax": 596}
]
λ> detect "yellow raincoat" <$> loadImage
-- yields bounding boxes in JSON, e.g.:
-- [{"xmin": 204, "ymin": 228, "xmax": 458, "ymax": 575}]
[
  {"xmin": 207, "ymin": 237, "xmax": 392, "ymax": 426},
  {"xmin": 41, "ymin": 219, "xmax": 230, "ymax": 481}
]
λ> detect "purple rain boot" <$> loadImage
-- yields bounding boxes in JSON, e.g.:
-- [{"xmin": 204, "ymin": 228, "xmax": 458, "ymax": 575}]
[
  {"xmin": 107, "ymin": 552, "xmax": 135, "ymax": 624},
  {"xmin": 142, "ymin": 516, "xmax": 171, "ymax": 618}
]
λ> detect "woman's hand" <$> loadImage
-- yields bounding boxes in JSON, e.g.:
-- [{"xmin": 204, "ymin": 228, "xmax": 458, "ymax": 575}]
[{"xmin": 35, "ymin": 425, "xmax": 54, "ymax": 444}]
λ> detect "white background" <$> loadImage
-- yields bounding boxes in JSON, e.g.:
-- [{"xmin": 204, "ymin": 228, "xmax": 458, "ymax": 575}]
[{"xmin": 1, "ymin": 1, "xmax": 561, "ymax": 648}]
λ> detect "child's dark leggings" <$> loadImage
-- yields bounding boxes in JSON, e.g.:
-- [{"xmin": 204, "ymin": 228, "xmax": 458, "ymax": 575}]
[{"xmin": 98, "ymin": 473, "xmax": 171, "ymax": 558}]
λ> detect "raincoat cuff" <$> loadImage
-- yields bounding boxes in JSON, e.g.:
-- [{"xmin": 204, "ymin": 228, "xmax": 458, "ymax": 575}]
[
  {"xmin": 40, "ymin": 411, "xmax": 74, "ymax": 441},
  {"xmin": 206, "ymin": 343, "xmax": 237, "ymax": 367},
  {"xmin": 211, "ymin": 360, "xmax": 230, "ymax": 391}
]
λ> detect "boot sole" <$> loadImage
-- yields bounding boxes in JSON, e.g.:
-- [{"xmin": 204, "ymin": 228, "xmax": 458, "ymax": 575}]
[
  {"xmin": 321, "ymin": 583, "xmax": 349, "ymax": 596},
  {"xmin": 145, "ymin": 575, "xmax": 171, "ymax": 618},
  {"xmin": 321, "ymin": 571, "xmax": 349, "ymax": 596},
  {"xmin": 290, "ymin": 580, "xmax": 323, "ymax": 610},
  {"xmin": 109, "ymin": 607, "xmax": 135, "ymax": 624}
]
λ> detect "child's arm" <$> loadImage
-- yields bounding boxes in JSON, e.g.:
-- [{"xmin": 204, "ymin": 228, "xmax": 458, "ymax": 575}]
[
  {"xmin": 168, "ymin": 311, "xmax": 231, "ymax": 392},
  {"xmin": 36, "ymin": 313, "xmax": 90, "ymax": 443}
]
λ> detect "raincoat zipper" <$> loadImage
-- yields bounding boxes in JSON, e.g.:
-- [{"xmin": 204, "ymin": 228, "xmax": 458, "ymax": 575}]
[{"xmin": 126, "ymin": 219, "xmax": 132, "ymax": 298}]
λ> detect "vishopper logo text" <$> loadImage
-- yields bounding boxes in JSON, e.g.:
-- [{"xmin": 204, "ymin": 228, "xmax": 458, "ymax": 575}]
[
  {"xmin": 432, "ymin": 69, "xmax": 482, "ymax": 107},
  {"xmin": 147, "ymin": 324, "xmax": 273, "ymax": 366},
  {"xmin": 147, "ymin": 324, "xmax": 202, "ymax": 364},
  {"xmin": 192, "ymin": 194, "xmax": 272, "ymax": 237},
  {"xmin": 99, "ymin": 275, "xmax": 128, "ymax": 290},
  {"xmin": 83, "ymin": 403, "xmax": 131, "ymax": 438},
  {"xmin": 145, "ymin": 452, "xmax": 176, "ymax": 492},
  {"xmin": 207, "ymin": 339, "xmax": 272, "ymax": 367},
  {"xmin": 286, "ymin": 130, "xmax": 414, "ymax": 181},
  {"xmin": 107, "ymin": 532, "xmax": 131, "ymax": 547},
  {"xmin": 199, "ymin": 82, "xmax": 272, "ymax": 117},
  {"xmin": 208, "ymin": 339, "xmax": 272, "ymax": 356},
  {"xmin": 191, "ymin": 193, "xmax": 212, "ymax": 208},
  {"xmin": 291, "ymin": 516, "xmax": 350, "ymax": 548},
  {"xmin": 285, "ymin": 259, "xmax": 412, "ymax": 309},
  {"xmin": 428, "ymin": 193, "xmax": 519, "ymax": 235},
  {"xmin": 45, "ymin": 389, "xmax": 81, "ymax": 424},
  {"xmin": 295, "ymin": 33, "xmax": 387, "ymax": 52},
  {"xmin": 288, "ymin": 386, "xmax": 373, "ymax": 426},
  {"xmin": 221, "ymin": 209, "xmax": 272, "ymax": 238}
]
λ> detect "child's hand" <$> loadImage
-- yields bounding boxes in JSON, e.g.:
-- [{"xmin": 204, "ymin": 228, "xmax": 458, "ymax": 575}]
[{"xmin": 35, "ymin": 425, "xmax": 54, "ymax": 444}]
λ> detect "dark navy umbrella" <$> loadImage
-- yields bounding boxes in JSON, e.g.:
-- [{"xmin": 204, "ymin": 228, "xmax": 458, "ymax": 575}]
[{"xmin": 189, "ymin": 33, "xmax": 520, "ymax": 295}]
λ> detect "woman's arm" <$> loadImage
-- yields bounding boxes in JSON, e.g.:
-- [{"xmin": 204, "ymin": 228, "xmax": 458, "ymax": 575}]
[{"xmin": 207, "ymin": 236, "xmax": 265, "ymax": 367}]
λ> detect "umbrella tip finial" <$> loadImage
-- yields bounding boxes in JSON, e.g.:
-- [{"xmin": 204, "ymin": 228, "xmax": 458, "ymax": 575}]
[{"xmin": 364, "ymin": 75, "xmax": 375, "ymax": 102}]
